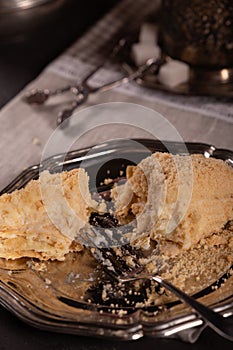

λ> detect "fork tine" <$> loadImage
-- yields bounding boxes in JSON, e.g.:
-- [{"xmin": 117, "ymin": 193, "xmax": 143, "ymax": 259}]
[
  {"xmin": 79, "ymin": 226, "xmax": 122, "ymax": 280},
  {"xmin": 79, "ymin": 225, "xmax": 145, "ymax": 280}
]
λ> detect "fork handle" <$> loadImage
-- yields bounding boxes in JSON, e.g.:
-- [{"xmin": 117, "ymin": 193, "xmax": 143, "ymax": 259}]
[{"xmin": 152, "ymin": 275, "xmax": 233, "ymax": 341}]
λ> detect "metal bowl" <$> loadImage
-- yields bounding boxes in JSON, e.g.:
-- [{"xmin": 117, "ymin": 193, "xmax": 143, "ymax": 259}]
[
  {"xmin": 0, "ymin": 0, "xmax": 54, "ymax": 13},
  {"xmin": 161, "ymin": 0, "xmax": 233, "ymax": 68},
  {"xmin": 0, "ymin": 0, "xmax": 68, "ymax": 43}
]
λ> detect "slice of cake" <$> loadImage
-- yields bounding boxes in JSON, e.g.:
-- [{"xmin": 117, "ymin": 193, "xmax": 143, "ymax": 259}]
[
  {"xmin": 0, "ymin": 169, "xmax": 101, "ymax": 261},
  {"xmin": 113, "ymin": 152, "xmax": 233, "ymax": 256}
]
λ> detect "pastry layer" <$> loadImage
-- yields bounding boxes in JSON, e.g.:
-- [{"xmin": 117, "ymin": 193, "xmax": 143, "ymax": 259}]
[
  {"xmin": 0, "ymin": 169, "xmax": 98, "ymax": 260},
  {"xmin": 113, "ymin": 152, "xmax": 233, "ymax": 255}
]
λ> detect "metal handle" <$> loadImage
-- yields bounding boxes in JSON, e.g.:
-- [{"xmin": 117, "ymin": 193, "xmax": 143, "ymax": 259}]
[
  {"xmin": 152, "ymin": 275, "xmax": 233, "ymax": 341},
  {"xmin": 89, "ymin": 57, "xmax": 161, "ymax": 94},
  {"xmin": 56, "ymin": 88, "xmax": 88, "ymax": 125},
  {"xmin": 119, "ymin": 273, "xmax": 233, "ymax": 341},
  {"xmin": 24, "ymin": 57, "xmax": 161, "ymax": 126}
]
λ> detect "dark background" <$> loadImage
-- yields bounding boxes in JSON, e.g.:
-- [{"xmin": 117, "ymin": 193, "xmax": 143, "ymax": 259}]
[
  {"xmin": 0, "ymin": 1, "xmax": 232, "ymax": 349},
  {"xmin": 0, "ymin": 0, "xmax": 118, "ymax": 108}
]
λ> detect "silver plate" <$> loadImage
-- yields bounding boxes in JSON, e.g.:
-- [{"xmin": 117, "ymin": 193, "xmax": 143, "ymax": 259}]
[
  {"xmin": 116, "ymin": 34, "xmax": 233, "ymax": 99},
  {"xmin": 0, "ymin": 139, "xmax": 232, "ymax": 342}
]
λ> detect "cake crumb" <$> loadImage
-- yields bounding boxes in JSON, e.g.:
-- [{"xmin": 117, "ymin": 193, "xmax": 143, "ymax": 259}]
[{"xmin": 32, "ymin": 137, "xmax": 41, "ymax": 146}]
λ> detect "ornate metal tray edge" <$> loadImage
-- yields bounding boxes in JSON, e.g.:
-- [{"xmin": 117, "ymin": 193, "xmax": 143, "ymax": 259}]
[{"xmin": 0, "ymin": 139, "xmax": 232, "ymax": 342}]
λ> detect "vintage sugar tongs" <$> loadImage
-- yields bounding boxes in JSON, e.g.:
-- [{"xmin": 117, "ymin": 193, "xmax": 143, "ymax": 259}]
[{"xmin": 24, "ymin": 56, "xmax": 162, "ymax": 126}]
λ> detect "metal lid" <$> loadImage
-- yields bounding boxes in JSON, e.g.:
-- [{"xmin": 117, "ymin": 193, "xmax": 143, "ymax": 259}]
[{"xmin": 0, "ymin": 0, "xmax": 54, "ymax": 13}]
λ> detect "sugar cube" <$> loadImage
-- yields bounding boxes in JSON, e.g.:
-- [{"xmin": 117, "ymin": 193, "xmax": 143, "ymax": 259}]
[
  {"xmin": 157, "ymin": 60, "xmax": 189, "ymax": 88},
  {"xmin": 131, "ymin": 43, "xmax": 161, "ymax": 66},
  {"xmin": 139, "ymin": 23, "xmax": 158, "ymax": 45}
]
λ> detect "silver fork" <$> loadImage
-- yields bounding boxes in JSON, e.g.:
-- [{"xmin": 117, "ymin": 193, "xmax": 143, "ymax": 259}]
[{"xmin": 80, "ymin": 225, "xmax": 233, "ymax": 342}]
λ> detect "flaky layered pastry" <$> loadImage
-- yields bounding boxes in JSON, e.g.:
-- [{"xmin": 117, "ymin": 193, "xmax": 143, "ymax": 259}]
[
  {"xmin": 113, "ymin": 153, "xmax": 233, "ymax": 255},
  {"xmin": 1, "ymin": 152, "xmax": 232, "ymax": 262},
  {"xmin": 0, "ymin": 169, "xmax": 100, "ymax": 261}
]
